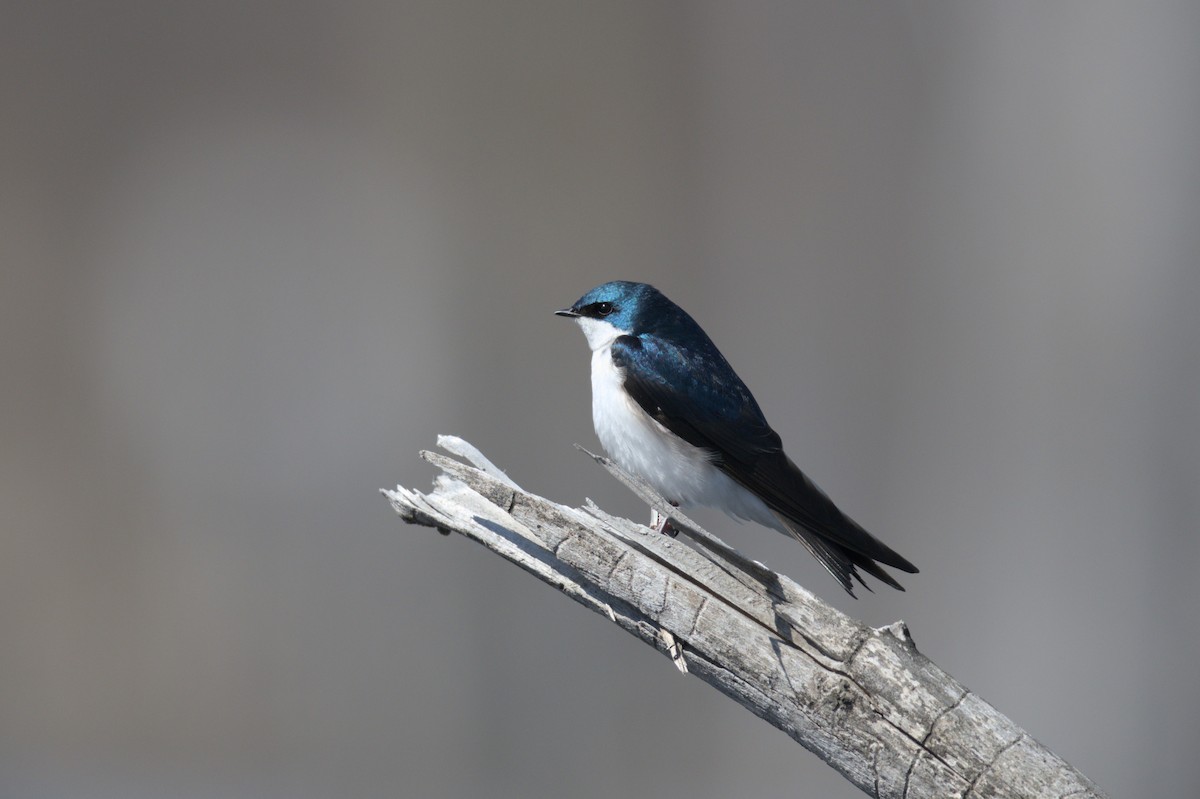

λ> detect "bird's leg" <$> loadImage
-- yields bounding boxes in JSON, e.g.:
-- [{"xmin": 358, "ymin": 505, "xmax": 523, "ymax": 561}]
[{"xmin": 650, "ymin": 501, "xmax": 681, "ymax": 537}]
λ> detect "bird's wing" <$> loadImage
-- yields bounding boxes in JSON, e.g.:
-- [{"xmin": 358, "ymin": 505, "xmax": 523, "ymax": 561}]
[
  {"xmin": 609, "ymin": 335, "xmax": 781, "ymax": 463},
  {"xmin": 611, "ymin": 335, "xmax": 917, "ymax": 593}
]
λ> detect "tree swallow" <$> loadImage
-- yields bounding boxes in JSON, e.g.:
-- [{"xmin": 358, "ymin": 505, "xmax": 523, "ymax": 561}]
[{"xmin": 556, "ymin": 280, "xmax": 918, "ymax": 596}]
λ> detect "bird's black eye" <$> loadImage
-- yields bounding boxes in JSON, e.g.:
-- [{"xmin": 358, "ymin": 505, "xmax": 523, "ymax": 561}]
[{"xmin": 595, "ymin": 302, "xmax": 614, "ymax": 317}]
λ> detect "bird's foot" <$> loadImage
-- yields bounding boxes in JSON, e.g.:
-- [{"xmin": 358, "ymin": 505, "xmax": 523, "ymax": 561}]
[{"xmin": 650, "ymin": 503, "xmax": 681, "ymax": 538}]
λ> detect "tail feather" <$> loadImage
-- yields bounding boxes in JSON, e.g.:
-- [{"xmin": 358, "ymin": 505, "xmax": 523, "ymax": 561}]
[{"xmin": 773, "ymin": 512, "xmax": 906, "ymax": 597}]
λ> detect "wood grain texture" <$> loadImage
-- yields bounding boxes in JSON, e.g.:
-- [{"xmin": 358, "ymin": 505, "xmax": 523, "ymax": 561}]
[{"xmin": 382, "ymin": 436, "xmax": 1108, "ymax": 799}]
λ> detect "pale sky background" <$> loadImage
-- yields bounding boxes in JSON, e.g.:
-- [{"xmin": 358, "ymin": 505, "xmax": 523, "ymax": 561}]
[{"xmin": 3, "ymin": 2, "xmax": 1198, "ymax": 797}]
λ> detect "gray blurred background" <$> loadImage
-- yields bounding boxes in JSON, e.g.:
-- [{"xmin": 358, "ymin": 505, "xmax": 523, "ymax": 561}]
[{"xmin": 3, "ymin": 2, "xmax": 1197, "ymax": 797}]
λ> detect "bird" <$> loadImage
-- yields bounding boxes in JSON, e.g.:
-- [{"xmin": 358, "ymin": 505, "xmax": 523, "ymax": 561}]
[{"xmin": 556, "ymin": 280, "xmax": 917, "ymax": 596}]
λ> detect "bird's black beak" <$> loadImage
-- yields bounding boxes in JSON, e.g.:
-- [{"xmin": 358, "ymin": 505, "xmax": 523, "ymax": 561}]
[{"xmin": 554, "ymin": 308, "xmax": 580, "ymax": 318}]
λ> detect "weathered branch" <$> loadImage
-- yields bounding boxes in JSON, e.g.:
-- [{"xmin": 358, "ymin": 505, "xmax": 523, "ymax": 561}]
[{"xmin": 382, "ymin": 436, "xmax": 1108, "ymax": 799}]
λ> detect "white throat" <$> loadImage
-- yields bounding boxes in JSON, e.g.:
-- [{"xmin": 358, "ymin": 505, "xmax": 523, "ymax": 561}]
[{"xmin": 574, "ymin": 317, "xmax": 627, "ymax": 351}]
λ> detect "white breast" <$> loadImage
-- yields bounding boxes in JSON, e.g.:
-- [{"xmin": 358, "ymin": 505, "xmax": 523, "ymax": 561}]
[{"xmin": 588, "ymin": 341, "xmax": 777, "ymax": 527}]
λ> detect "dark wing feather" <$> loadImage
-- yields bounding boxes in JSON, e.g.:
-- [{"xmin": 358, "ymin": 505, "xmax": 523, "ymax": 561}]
[{"xmin": 611, "ymin": 334, "xmax": 917, "ymax": 595}]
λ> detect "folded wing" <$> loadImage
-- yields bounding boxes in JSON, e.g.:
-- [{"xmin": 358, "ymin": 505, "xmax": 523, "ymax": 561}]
[{"xmin": 611, "ymin": 334, "xmax": 918, "ymax": 595}]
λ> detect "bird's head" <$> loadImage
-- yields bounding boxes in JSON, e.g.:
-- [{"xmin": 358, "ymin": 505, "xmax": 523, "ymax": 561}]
[{"xmin": 555, "ymin": 280, "xmax": 657, "ymax": 351}]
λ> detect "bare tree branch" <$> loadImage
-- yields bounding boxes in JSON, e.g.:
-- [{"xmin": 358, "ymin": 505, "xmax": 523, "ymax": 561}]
[{"xmin": 382, "ymin": 436, "xmax": 1108, "ymax": 799}]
